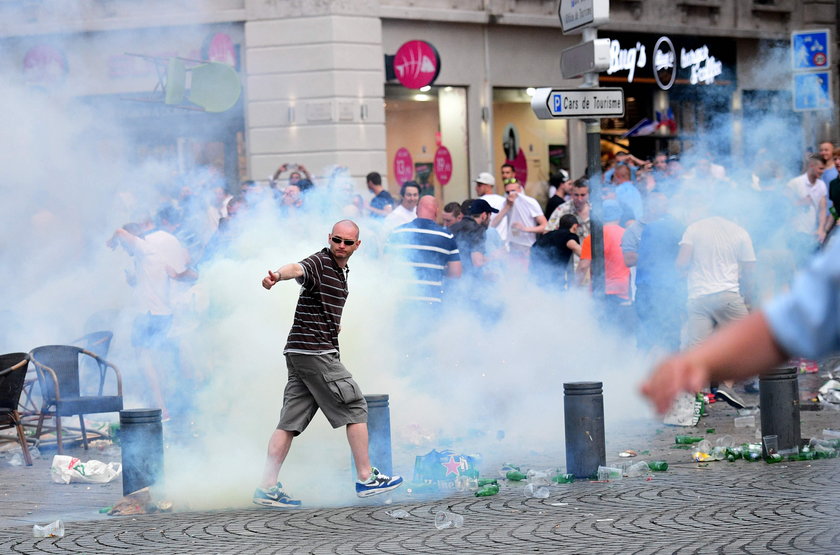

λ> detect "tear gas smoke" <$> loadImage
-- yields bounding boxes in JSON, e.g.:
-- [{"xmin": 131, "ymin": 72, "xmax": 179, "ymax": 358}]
[{"xmin": 0, "ymin": 22, "xmax": 815, "ymax": 512}]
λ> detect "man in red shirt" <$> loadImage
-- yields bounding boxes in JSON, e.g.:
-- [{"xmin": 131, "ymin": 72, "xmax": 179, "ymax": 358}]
[{"xmin": 577, "ymin": 199, "xmax": 630, "ymax": 302}]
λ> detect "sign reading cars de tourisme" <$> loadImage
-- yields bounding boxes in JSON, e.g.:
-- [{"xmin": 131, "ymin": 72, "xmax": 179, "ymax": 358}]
[
  {"xmin": 393, "ymin": 40, "xmax": 441, "ymax": 89},
  {"xmin": 531, "ymin": 87, "xmax": 625, "ymax": 120}
]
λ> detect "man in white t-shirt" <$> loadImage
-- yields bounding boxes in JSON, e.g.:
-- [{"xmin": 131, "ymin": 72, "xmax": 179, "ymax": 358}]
[
  {"xmin": 474, "ymin": 172, "xmax": 507, "ymax": 244},
  {"xmin": 382, "ymin": 181, "xmax": 420, "ymax": 235},
  {"xmin": 677, "ymin": 213, "xmax": 756, "ymax": 409},
  {"xmin": 492, "ymin": 178, "xmax": 546, "ymax": 265},
  {"xmin": 108, "ymin": 207, "xmax": 191, "ymax": 419},
  {"xmin": 786, "ymin": 153, "xmax": 828, "ymax": 248}
]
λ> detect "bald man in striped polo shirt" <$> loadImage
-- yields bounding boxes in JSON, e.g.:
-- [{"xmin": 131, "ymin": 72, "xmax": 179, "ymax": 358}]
[{"xmin": 253, "ymin": 220, "xmax": 403, "ymax": 508}]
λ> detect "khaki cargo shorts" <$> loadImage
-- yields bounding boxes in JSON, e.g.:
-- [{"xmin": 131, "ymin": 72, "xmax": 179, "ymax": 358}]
[{"xmin": 277, "ymin": 353, "xmax": 368, "ymax": 435}]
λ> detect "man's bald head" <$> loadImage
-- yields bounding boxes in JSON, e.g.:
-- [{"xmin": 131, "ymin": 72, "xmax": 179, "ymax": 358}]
[
  {"xmin": 416, "ymin": 195, "xmax": 438, "ymax": 220},
  {"xmin": 332, "ymin": 219, "xmax": 359, "ymax": 240}
]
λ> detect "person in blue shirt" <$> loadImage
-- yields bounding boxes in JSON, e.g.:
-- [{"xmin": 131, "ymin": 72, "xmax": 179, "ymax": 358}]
[
  {"xmin": 642, "ymin": 235, "xmax": 840, "ymax": 414},
  {"xmin": 384, "ymin": 196, "xmax": 461, "ymax": 305},
  {"xmin": 609, "ymin": 164, "xmax": 643, "ymax": 224}
]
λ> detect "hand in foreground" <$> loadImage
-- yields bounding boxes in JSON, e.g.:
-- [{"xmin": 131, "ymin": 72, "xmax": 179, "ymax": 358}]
[
  {"xmin": 640, "ymin": 355, "xmax": 709, "ymax": 414},
  {"xmin": 262, "ymin": 270, "xmax": 280, "ymax": 290}
]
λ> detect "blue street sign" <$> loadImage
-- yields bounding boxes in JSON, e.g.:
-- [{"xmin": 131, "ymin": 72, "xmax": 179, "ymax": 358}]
[
  {"xmin": 793, "ymin": 71, "xmax": 831, "ymax": 111},
  {"xmin": 553, "ymin": 93, "xmax": 563, "ymax": 113},
  {"xmin": 791, "ymin": 29, "xmax": 831, "ymax": 71}
]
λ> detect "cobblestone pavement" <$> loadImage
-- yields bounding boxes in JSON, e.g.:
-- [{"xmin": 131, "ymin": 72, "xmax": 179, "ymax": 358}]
[
  {"xmin": 0, "ymin": 459, "xmax": 839, "ymax": 554},
  {"xmin": 1, "ymin": 381, "xmax": 839, "ymax": 554}
]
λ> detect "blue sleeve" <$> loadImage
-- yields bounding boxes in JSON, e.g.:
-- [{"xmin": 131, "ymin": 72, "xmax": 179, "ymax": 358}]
[{"xmin": 764, "ymin": 239, "xmax": 840, "ymax": 359}]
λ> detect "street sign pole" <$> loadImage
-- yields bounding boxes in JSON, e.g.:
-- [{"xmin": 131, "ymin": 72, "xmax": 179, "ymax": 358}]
[{"xmin": 581, "ymin": 26, "xmax": 605, "ymax": 300}]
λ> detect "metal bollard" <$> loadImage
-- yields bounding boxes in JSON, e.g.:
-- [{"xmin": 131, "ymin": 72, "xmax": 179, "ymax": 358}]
[
  {"xmin": 119, "ymin": 409, "xmax": 164, "ymax": 496},
  {"xmin": 759, "ymin": 367, "xmax": 801, "ymax": 455},
  {"xmin": 364, "ymin": 394, "xmax": 393, "ymax": 476},
  {"xmin": 564, "ymin": 382, "xmax": 606, "ymax": 479}
]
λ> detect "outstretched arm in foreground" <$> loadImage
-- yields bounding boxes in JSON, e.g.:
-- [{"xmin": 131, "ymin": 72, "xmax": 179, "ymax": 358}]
[{"xmin": 641, "ymin": 311, "xmax": 787, "ymax": 414}]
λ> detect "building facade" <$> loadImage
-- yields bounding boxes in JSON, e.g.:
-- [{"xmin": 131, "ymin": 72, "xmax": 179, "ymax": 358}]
[{"xmin": 0, "ymin": 0, "xmax": 835, "ymax": 203}]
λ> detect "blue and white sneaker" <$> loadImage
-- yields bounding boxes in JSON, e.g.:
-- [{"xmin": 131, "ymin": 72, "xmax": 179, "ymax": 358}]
[
  {"xmin": 356, "ymin": 467, "xmax": 404, "ymax": 498},
  {"xmin": 253, "ymin": 483, "xmax": 302, "ymax": 508}
]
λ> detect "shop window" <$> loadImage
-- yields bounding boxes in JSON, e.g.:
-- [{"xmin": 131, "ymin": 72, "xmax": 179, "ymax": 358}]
[
  {"xmin": 384, "ymin": 84, "xmax": 469, "ymax": 205},
  {"xmin": 492, "ymin": 87, "xmax": 568, "ymax": 202}
]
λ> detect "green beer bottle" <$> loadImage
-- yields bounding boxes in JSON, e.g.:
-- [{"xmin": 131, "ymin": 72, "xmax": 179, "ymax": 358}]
[
  {"xmin": 506, "ymin": 470, "xmax": 527, "ymax": 481},
  {"xmin": 552, "ymin": 473, "xmax": 575, "ymax": 483},
  {"xmin": 647, "ymin": 461, "xmax": 668, "ymax": 471},
  {"xmin": 675, "ymin": 436, "xmax": 704, "ymax": 444},
  {"xmin": 475, "ymin": 484, "xmax": 500, "ymax": 497},
  {"xmin": 477, "ymin": 478, "xmax": 498, "ymax": 487}
]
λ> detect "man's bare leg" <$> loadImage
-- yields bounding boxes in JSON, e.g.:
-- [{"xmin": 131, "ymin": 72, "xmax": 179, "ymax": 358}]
[
  {"xmin": 260, "ymin": 429, "xmax": 294, "ymax": 488},
  {"xmin": 346, "ymin": 423, "xmax": 371, "ymax": 481}
]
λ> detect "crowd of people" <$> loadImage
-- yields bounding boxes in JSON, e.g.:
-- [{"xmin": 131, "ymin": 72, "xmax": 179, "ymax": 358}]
[
  {"xmin": 367, "ymin": 145, "xmax": 838, "ymax": 410},
  {"xmin": 106, "ymin": 141, "xmax": 840, "ymax": 417}
]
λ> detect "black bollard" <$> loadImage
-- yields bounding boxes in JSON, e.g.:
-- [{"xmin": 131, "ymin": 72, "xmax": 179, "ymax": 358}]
[
  {"xmin": 564, "ymin": 382, "xmax": 606, "ymax": 479},
  {"xmin": 120, "ymin": 409, "xmax": 164, "ymax": 496},
  {"xmin": 364, "ymin": 394, "xmax": 393, "ymax": 476},
  {"xmin": 759, "ymin": 367, "xmax": 801, "ymax": 455}
]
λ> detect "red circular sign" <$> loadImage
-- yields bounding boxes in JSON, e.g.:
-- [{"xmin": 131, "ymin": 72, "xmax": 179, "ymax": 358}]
[
  {"xmin": 393, "ymin": 148, "xmax": 414, "ymax": 186},
  {"xmin": 204, "ymin": 32, "xmax": 237, "ymax": 67},
  {"xmin": 23, "ymin": 44, "xmax": 68, "ymax": 86},
  {"xmin": 434, "ymin": 146, "xmax": 453, "ymax": 186},
  {"xmin": 814, "ymin": 52, "xmax": 827, "ymax": 67},
  {"xmin": 393, "ymin": 40, "xmax": 441, "ymax": 89}
]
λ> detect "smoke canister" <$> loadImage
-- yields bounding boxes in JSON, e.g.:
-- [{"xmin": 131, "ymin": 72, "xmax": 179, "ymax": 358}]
[
  {"xmin": 564, "ymin": 382, "xmax": 606, "ymax": 479},
  {"xmin": 364, "ymin": 394, "xmax": 393, "ymax": 476},
  {"xmin": 119, "ymin": 409, "xmax": 163, "ymax": 496},
  {"xmin": 759, "ymin": 366, "xmax": 801, "ymax": 456}
]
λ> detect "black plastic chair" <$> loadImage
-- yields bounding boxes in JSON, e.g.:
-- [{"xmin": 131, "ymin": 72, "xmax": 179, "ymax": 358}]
[
  {"xmin": 0, "ymin": 352, "xmax": 33, "ymax": 465},
  {"xmin": 29, "ymin": 345, "xmax": 123, "ymax": 454}
]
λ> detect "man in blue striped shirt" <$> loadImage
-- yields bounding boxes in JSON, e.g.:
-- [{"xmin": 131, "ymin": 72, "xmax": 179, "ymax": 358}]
[{"xmin": 385, "ymin": 196, "xmax": 461, "ymax": 306}]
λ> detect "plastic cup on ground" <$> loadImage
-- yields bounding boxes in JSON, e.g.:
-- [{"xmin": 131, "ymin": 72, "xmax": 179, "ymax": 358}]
[
  {"xmin": 762, "ymin": 435, "xmax": 779, "ymax": 456},
  {"xmin": 33, "ymin": 520, "xmax": 64, "ymax": 538},
  {"xmin": 596, "ymin": 466, "xmax": 622, "ymax": 481},
  {"xmin": 434, "ymin": 511, "xmax": 464, "ymax": 530},
  {"xmin": 523, "ymin": 483, "xmax": 550, "ymax": 498}
]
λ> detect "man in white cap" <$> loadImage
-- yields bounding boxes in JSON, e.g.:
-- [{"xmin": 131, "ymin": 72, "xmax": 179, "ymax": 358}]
[{"xmin": 474, "ymin": 172, "xmax": 508, "ymax": 244}]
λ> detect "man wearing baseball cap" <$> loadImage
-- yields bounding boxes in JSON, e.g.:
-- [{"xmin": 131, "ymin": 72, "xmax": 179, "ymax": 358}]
[{"xmin": 449, "ymin": 198, "xmax": 499, "ymax": 278}]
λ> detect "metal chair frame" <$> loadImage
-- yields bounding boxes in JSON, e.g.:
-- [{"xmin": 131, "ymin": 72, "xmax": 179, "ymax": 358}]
[
  {"xmin": 0, "ymin": 353, "xmax": 33, "ymax": 465},
  {"xmin": 29, "ymin": 346, "xmax": 123, "ymax": 454}
]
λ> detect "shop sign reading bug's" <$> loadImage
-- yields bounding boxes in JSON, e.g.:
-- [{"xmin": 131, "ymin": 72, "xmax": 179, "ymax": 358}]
[{"xmin": 606, "ymin": 34, "xmax": 728, "ymax": 90}]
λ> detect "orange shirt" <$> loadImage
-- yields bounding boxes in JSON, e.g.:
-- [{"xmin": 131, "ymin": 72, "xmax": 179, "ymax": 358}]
[{"xmin": 581, "ymin": 224, "xmax": 630, "ymax": 299}]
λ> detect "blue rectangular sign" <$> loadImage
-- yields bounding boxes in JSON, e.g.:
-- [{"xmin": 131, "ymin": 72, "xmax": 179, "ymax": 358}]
[
  {"xmin": 793, "ymin": 71, "xmax": 831, "ymax": 111},
  {"xmin": 792, "ymin": 29, "xmax": 830, "ymax": 71},
  {"xmin": 552, "ymin": 93, "xmax": 563, "ymax": 113}
]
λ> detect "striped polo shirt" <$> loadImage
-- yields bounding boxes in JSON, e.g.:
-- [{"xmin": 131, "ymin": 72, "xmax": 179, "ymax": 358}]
[
  {"xmin": 385, "ymin": 218, "xmax": 460, "ymax": 303},
  {"xmin": 284, "ymin": 248, "xmax": 349, "ymax": 355}
]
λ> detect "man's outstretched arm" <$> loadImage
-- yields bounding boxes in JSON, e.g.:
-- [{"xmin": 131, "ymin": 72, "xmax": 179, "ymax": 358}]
[{"xmin": 262, "ymin": 263, "xmax": 304, "ymax": 290}]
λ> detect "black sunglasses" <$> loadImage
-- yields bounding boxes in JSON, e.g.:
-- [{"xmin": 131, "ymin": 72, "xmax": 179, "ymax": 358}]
[{"xmin": 331, "ymin": 236, "xmax": 356, "ymax": 246}]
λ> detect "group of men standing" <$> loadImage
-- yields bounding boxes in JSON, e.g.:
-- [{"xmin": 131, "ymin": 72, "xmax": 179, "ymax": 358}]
[{"xmin": 251, "ymin": 139, "xmax": 840, "ymax": 508}]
